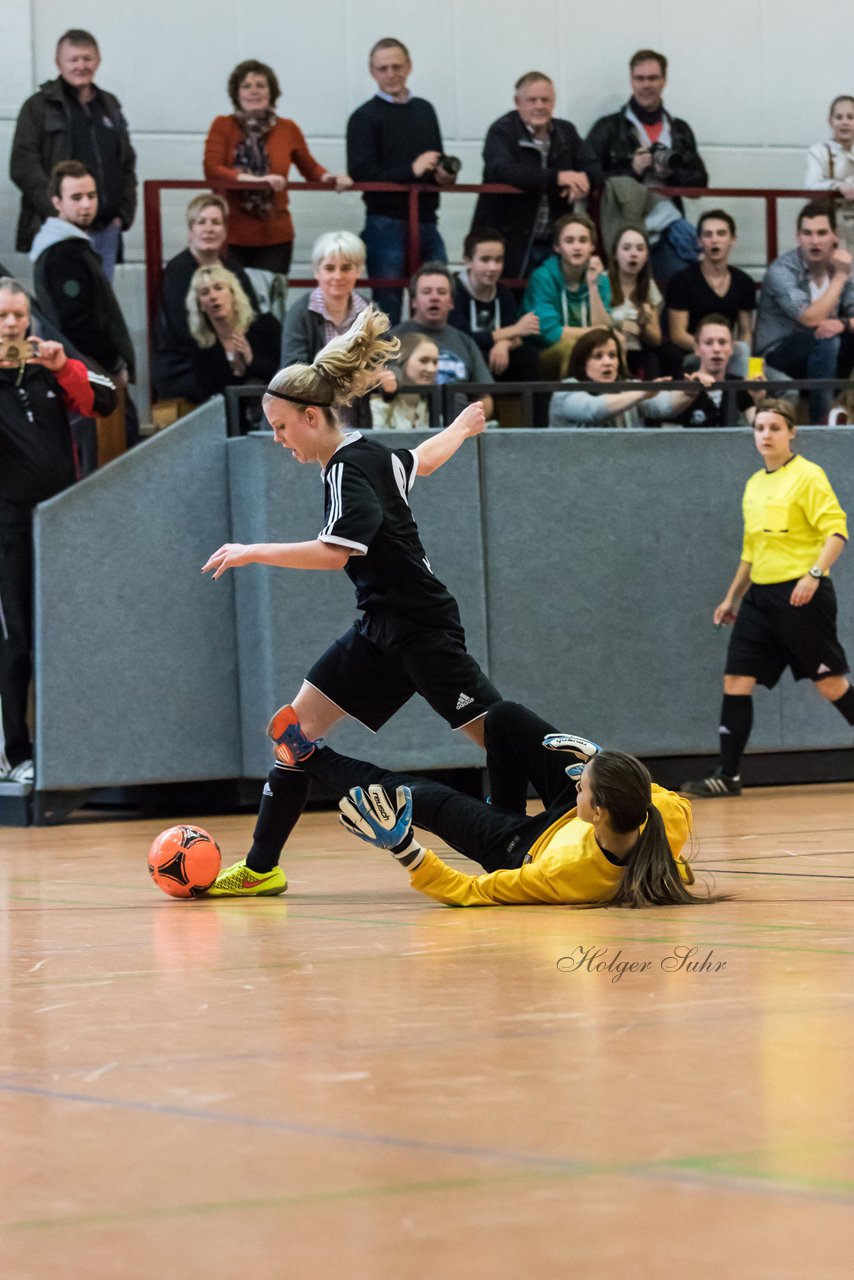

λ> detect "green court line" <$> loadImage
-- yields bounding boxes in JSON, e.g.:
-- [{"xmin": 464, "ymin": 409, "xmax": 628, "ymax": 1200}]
[
  {"xmin": 662, "ymin": 1155, "xmax": 854, "ymax": 1196},
  {"xmin": 2, "ymin": 1149, "xmax": 851, "ymax": 1235},
  {"xmin": 0, "ymin": 1171, "xmax": 543, "ymax": 1233}
]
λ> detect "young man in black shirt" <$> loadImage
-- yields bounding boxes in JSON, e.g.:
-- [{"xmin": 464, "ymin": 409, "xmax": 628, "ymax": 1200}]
[{"xmin": 663, "ymin": 210, "xmax": 756, "ymax": 373}]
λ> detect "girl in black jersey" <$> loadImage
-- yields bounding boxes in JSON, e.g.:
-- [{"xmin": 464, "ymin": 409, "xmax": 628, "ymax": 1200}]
[{"xmin": 202, "ymin": 306, "xmax": 501, "ymax": 896}]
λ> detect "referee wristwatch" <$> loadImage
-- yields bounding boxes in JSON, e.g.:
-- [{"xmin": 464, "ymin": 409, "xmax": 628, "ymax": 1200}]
[{"xmin": 808, "ymin": 566, "xmax": 823, "ymax": 579}]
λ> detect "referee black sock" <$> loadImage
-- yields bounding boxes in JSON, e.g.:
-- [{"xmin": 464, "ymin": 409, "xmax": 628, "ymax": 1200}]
[
  {"xmin": 719, "ymin": 694, "xmax": 753, "ymax": 778},
  {"xmin": 246, "ymin": 763, "xmax": 311, "ymax": 873},
  {"xmin": 830, "ymin": 685, "xmax": 854, "ymax": 726}
]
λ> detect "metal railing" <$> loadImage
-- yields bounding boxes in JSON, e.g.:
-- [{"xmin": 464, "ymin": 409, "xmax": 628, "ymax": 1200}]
[
  {"xmin": 223, "ymin": 377, "xmax": 849, "ymax": 436},
  {"xmin": 144, "ymin": 177, "xmax": 837, "ymax": 337}
]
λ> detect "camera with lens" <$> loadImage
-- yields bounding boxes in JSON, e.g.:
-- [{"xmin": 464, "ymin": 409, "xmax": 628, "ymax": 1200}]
[
  {"xmin": 435, "ymin": 154, "xmax": 462, "ymax": 178},
  {"xmin": 649, "ymin": 143, "xmax": 684, "ymax": 178},
  {"xmin": 0, "ymin": 337, "xmax": 35, "ymax": 364}
]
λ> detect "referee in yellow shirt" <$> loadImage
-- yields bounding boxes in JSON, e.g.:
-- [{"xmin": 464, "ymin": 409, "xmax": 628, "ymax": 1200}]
[{"xmin": 682, "ymin": 399, "xmax": 853, "ymax": 797}]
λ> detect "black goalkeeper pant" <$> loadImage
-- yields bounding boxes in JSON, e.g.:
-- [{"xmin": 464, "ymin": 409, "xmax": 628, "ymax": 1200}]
[{"xmin": 303, "ymin": 701, "xmax": 581, "ymax": 874}]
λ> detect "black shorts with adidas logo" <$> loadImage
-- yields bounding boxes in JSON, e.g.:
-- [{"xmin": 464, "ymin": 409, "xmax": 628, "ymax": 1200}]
[
  {"xmin": 725, "ymin": 578, "xmax": 849, "ymax": 688},
  {"xmin": 304, "ymin": 609, "xmax": 502, "ymax": 732}
]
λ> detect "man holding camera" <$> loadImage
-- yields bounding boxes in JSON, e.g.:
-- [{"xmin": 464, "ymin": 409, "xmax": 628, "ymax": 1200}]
[
  {"xmin": 587, "ymin": 49, "xmax": 707, "ymax": 285},
  {"xmin": 586, "ymin": 49, "xmax": 707, "ymax": 190},
  {"xmin": 0, "ymin": 277, "xmax": 116, "ymax": 784},
  {"xmin": 347, "ymin": 38, "xmax": 457, "ymax": 324},
  {"xmin": 472, "ymin": 72, "xmax": 601, "ymax": 280}
]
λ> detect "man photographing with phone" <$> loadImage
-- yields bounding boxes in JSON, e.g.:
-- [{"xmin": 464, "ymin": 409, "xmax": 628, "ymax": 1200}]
[
  {"xmin": 0, "ymin": 277, "xmax": 116, "ymax": 784},
  {"xmin": 755, "ymin": 200, "xmax": 854, "ymax": 423}
]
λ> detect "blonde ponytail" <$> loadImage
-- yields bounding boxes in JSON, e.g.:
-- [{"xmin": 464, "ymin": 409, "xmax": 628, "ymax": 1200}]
[{"xmin": 266, "ymin": 305, "xmax": 400, "ymax": 409}]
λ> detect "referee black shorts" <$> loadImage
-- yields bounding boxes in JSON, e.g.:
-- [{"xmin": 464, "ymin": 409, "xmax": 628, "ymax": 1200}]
[
  {"xmin": 304, "ymin": 611, "xmax": 502, "ymax": 732},
  {"xmin": 725, "ymin": 579, "xmax": 849, "ymax": 688}
]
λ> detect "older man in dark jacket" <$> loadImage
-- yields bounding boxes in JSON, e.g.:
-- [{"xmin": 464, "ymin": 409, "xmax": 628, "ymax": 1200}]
[
  {"xmin": 9, "ymin": 27, "xmax": 136, "ymax": 278},
  {"xmin": 472, "ymin": 73, "xmax": 601, "ymax": 280}
]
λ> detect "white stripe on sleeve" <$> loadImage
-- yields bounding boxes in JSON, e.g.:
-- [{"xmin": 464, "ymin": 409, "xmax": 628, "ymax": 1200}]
[{"xmin": 320, "ymin": 462, "xmax": 343, "ymax": 539}]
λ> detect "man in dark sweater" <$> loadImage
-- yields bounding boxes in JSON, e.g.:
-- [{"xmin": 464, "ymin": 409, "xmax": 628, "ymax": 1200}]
[
  {"xmin": 347, "ymin": 38, "xmax": 456, "ymax": 324},
  {"xmin": 0, "ymin": 277, "xmax": 116, "ymax": 783},
  {"xmin": 10, "ymin": 27, "xmax": 136, "ymax": 278}
]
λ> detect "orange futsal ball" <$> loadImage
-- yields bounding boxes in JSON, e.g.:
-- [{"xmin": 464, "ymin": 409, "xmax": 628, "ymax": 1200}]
[{"xmin": 148, "ymin": 825, "xmax": 222, "ymax": 898}]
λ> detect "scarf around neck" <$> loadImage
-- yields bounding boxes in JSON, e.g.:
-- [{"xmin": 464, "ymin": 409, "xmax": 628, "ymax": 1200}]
[{"xmin": 233, "ymin": 110, "xmax": 277, "ymax": 219}]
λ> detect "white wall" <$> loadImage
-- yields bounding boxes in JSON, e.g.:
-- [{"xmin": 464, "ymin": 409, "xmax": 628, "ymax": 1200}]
[{"xmin": 1, "ymin": 1, "xmax": 850, "ymax": 406}]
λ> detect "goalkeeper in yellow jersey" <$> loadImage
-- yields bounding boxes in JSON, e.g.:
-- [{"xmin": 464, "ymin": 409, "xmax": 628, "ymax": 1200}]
[
  {"xmin": 682, "ymin": 399, "xmax": 852, "ymax": 797},
  {"xmin": 255, "ymin": 700, "xmax": 723, "ymax": 908}
]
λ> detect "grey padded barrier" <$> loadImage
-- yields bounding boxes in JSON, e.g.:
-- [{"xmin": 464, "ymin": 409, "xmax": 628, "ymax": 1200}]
[
  {"xmin": 228, "ymin": 431, "xmax": 489, "ymax": 778},
  {"xmin": 479, "ymin": 427, "xmax": 853, "ymax": 755},
  {"xmin": 33, "ymin": 417, "xmax": 853, "ymax": 792},
  {"xmin": 34, "ymin": 400, "xmax": 241, "ymax": 789}
]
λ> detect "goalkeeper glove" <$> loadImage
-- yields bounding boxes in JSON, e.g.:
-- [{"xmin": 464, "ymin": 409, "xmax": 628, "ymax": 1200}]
[
  {"xmin": 542, "ymin": 732, "xmax": 600, "ymax": 780},
  {"xmin": 339, "ymin": 784, "xmax": 425, "ymax": 869}
]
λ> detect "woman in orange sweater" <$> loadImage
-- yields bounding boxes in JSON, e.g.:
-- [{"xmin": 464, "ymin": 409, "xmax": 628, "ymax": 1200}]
[{"xmin": 204, "ymin": 59, "xmax": 351, "ymax": 275}]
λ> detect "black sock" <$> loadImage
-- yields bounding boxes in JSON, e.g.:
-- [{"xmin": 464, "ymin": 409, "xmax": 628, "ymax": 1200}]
[
  {"xmin": 245, "ymin": 764, "xmax": 311, "ymax": 872},
  {"xmin": 719, "ymin": 694, "xmax": 753, "ymax": 778},
  {"xmin": 831, "ymin": 685, "xmax": 854, "ymax": 726}
]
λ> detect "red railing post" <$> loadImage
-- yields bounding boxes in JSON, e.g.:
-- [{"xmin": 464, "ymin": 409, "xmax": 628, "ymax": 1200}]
[
  {"xmin": 143, "ymin": 180, "xmax": 164, "ymax": 341},
  {"xmin": 407, "ymin": 186, "xmax": 421, "ymax": 276}
]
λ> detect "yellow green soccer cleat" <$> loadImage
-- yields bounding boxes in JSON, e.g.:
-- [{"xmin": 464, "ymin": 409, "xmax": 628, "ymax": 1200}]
[{"xmin": 206, "ymin": 859, "xmax": 287, "ymax": 897}]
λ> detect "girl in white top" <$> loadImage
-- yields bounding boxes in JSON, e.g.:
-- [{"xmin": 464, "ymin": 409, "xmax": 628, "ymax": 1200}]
[
  {"xmin": 607, "ymin": 225, "xmax": 663, "ymax": 377},
  {"xmin": 371, "ymin": 331, "xmax": 439, "ymax": 430},
  {"xmin": 805, "ymin": 95, "xmax": 854, "ymax": 251}
]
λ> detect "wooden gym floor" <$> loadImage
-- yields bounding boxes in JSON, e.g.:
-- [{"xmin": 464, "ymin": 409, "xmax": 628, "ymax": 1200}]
[{"xmin": 1, "ymin": 782, "xmax": 852, "ymax": 1279}]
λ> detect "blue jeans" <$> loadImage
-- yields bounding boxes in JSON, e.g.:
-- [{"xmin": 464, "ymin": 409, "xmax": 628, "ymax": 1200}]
[
  {"xmin": 361, "ymin": 215, "xmax": 447, "ymax": 325},
  {"xmin": 762, "ymin": 331, "xmax": 846, "ymax": 423},
  {"xmin": 88, "ymin": 222, "xmax": 122, "ymax": 281}
]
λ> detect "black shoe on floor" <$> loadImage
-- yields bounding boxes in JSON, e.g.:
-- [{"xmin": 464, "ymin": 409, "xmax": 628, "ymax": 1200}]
[{"xmin": 680, "ymin": 768, "xmax": 742, "ymax": 798}]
